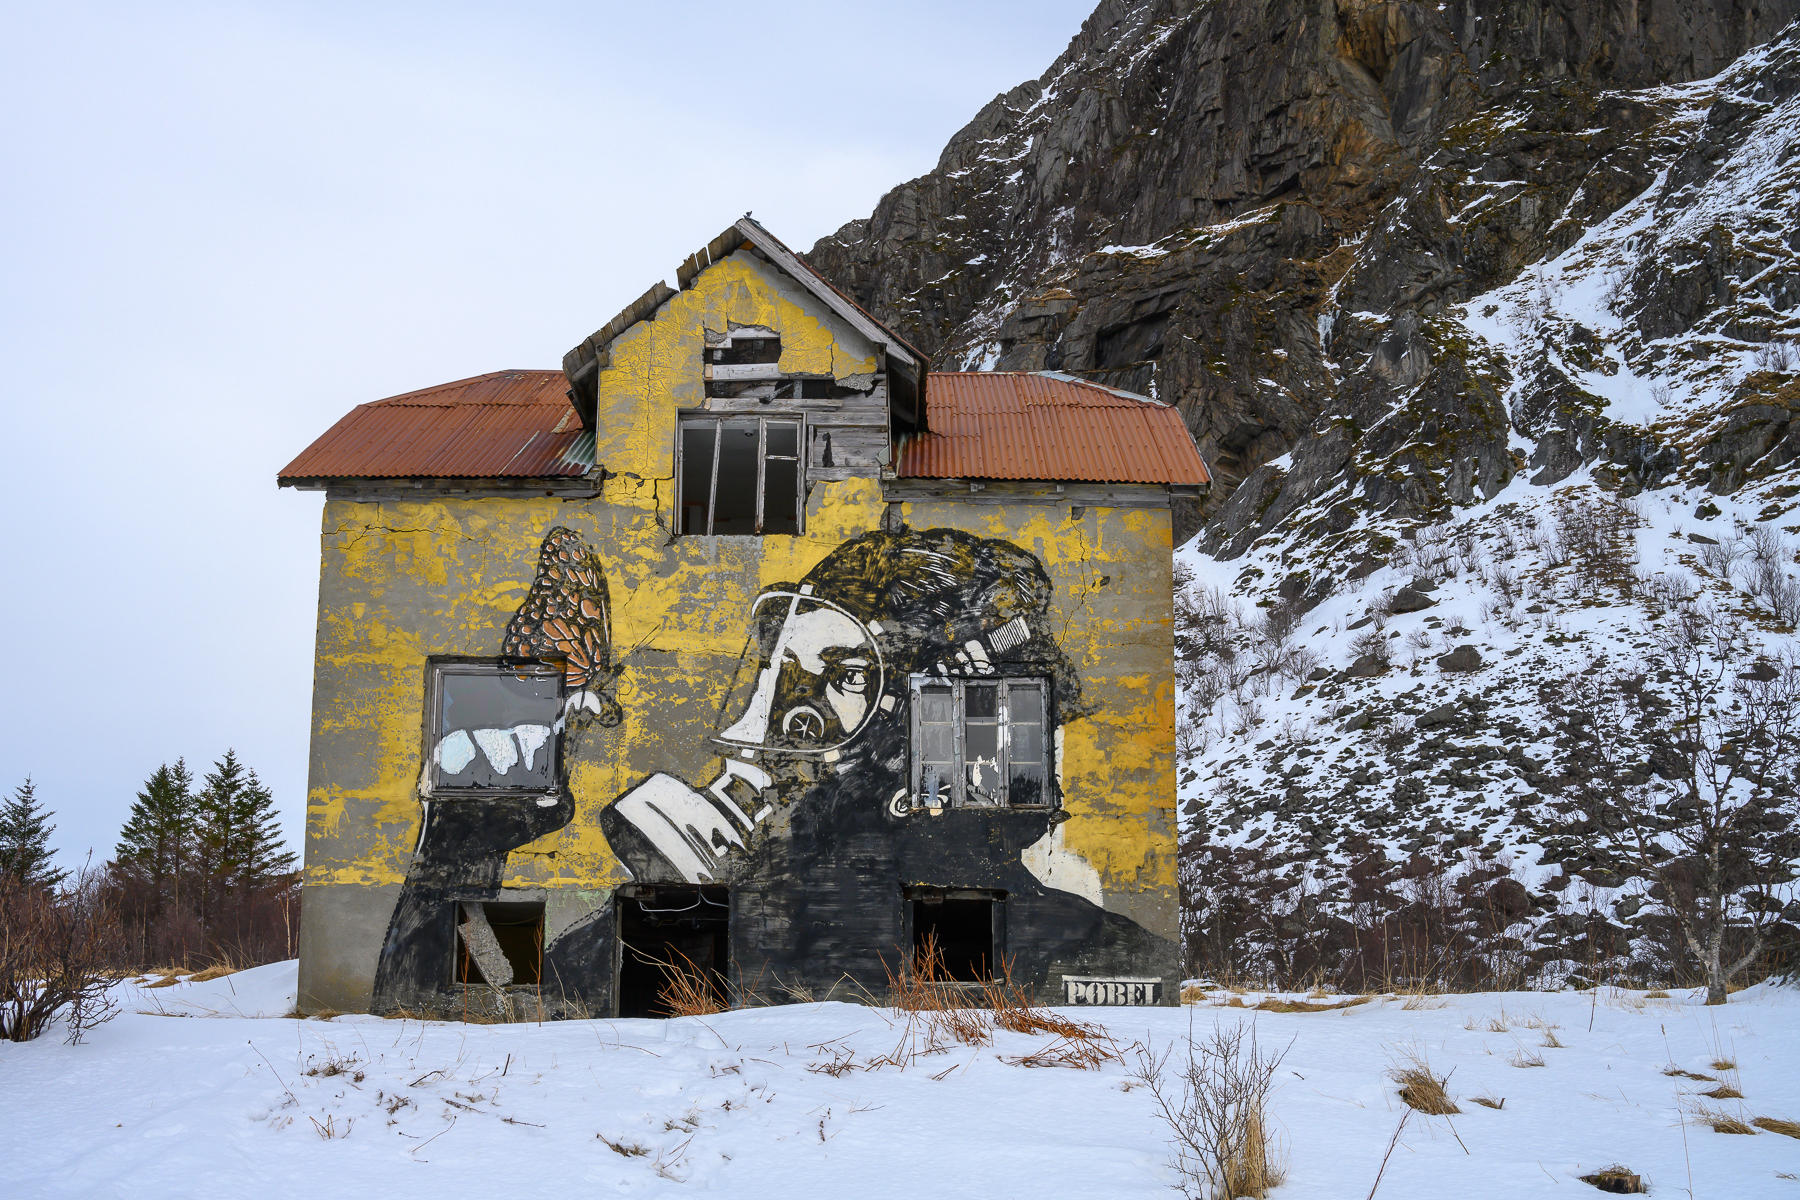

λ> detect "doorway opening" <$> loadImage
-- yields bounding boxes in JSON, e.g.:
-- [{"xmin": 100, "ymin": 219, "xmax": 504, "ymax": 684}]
[{"xmin": 616, "ymin": 885, "xmax": 730, "ymax": 1018}]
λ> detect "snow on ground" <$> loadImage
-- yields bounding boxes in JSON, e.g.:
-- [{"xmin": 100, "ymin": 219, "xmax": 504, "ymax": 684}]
[{"xmin": 4, "ymin": 962, "xmax": 1799, "ymax": 1198}]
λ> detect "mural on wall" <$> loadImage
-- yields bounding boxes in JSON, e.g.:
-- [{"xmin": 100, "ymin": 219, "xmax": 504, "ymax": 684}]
[
  {"xmin": 373, "ymin": 523, "xmax": 1173, "ymax": 1012},
  {"xmin": 599, "ymin": 526, "xmax": 1081, "ymax": 882},
  {"xmin": 370, "ymin": 527, "xmax": 615, "ymax": 1011}
]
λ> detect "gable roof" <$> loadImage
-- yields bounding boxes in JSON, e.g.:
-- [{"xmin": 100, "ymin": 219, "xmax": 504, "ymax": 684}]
[
  {"xmin": 276, "ymin": 370, "xmax": 591, "ymax": 485},
  {"xmin": 897, "ymin": 372, "xmax": 1210, "ymax": 487},
  {"xmin": 560, "ymin": 215, "xmax": 925, "ymax": 430}
]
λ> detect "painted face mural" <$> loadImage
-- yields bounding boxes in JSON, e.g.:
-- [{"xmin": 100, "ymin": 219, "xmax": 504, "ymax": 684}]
[
  {"xmin": 371, "ymin": 527, "xmax": 617, "ymax": 1013},
  {"xmin": 598, "ymin": 526, "xmax": 1082, "ymax": 884}
]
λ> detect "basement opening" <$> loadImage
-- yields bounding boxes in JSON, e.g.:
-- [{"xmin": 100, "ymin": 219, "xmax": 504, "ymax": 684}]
[
  {"xmin": 907, "ymin": 888, "xmax": 1002, "ymax": 982},
  {"xmin": 616, "ymin": 885, "xmax": 730, "ymax": 1018},
  {"xmin": 453, "ymin": 899, "xmax": 543, "ymax": 988}
]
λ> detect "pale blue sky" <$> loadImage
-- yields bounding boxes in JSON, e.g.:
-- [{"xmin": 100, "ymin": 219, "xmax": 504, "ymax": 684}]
[{"xmin": 0, "ymin": 0, "xmax": 1097, "ymax": 870}]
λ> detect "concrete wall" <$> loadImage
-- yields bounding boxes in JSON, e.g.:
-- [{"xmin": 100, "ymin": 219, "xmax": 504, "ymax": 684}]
[{"xmin": 295, "ymin": 250, "xmax": 1179, "ymax": 1016}]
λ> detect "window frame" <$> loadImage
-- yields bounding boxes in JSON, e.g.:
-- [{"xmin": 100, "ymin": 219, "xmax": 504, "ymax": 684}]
[
  {"xmin": 426, "ymin": 658, "xmax": 563, "ymax": 797},
  {"xmin": 450, "ymin": 897, "xmax": 545, "ymax": 988},
  {"xmin": 675, "ymin": 412, "xmax": 805, "ymax": 537},
  {"xmin": 907, "ymin": 675, "xmax": 1053, "ymax": 810}
]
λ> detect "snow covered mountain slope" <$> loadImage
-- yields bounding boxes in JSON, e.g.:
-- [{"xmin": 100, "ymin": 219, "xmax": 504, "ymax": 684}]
[{"xmin": 1172, "ymin": 32, "xmax": 1800, "ymax": 986}]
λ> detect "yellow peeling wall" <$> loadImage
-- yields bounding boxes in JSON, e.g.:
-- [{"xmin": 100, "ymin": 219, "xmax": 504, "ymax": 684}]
[{"xmin": 295, "ymin": 249, "xmax": 1177, "ymax": 1012}]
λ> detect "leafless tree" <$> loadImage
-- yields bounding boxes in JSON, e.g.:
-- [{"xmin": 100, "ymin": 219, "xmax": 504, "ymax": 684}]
[{"xmin": 1543, "ymin": 608, "xmax": 1800, "ymax": 1003}]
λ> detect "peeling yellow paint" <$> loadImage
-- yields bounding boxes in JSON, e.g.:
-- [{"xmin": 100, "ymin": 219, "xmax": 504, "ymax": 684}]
[{"xmin": 302, "ymin": 251, "xmax": 1176, "ymax": 948}]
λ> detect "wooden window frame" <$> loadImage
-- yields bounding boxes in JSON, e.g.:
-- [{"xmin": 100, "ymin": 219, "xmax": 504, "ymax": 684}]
[
  {"xmin": 907, "ymin": 676, "xmax": 1052, "ymax": 809},
  {"xmin": 675, "ymin": 413, "xmax": 805, "ymax": 536},
  {"xmin": 425, "ymin": 658, "xmax": 563, "ymax": 797}
]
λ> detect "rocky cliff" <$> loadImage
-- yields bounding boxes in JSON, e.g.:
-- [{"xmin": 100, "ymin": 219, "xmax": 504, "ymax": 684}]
[{"xmin": 811, "ymin": 0, "xmax": 1799, "ymax": 540}]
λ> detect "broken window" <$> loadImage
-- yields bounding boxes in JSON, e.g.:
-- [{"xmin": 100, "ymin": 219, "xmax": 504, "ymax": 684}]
[
  {"xmin": 677, "ymin": 415, "xmax": 802, "ymax": 536},
  {"xmin": 431, "ymin": 662, "xmax": 560, "ymax": 792},
  {"xmin": 910, "ymin": 677, "xmax": 1050, "ymax": 808},
  {"xmin": 908, "ymin": 888, "xmax": 1000, "ymax": 983},
  {"xmin": 616, "ymin": 885, "xmax": 730, "ymax": 1018},
  {"xmin": 454, "ymin": 899, "xmax": 543, "ymax": 987}
]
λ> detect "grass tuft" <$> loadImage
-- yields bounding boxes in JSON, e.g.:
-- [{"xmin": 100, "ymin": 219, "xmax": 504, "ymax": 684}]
[
  {"xmin": 1752, "ymin": 1116, "xmax": 1800, "ymax": 1139},
  {"xmin": 1470, "ymin": 1095, "xmax": 1505, "ymax": 1110},
  {"xmin": 1391, "ymin": 1051, "xmax": 1460, "ymax": 1115},
  {"xmin": 1510, "ymin": 1046, "xmax": 1547, "ymax": 1069},
  {"xmin": 1689, "ymin": 1103, "xmax": 1756, "ymax": 1135}
]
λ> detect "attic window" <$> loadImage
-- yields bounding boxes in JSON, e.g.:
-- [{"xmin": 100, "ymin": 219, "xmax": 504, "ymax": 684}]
[
  {"xmin": 678, "ymin": 415, "xmax": 802, "ymax": 536},
  {"xmin": 709, "ymin": 330, "xmax": 781, "ymax": 365}
]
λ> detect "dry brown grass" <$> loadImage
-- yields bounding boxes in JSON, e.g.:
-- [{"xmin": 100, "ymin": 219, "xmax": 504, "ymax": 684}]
[
  {"xmin": 142, "ymin": 976, "xmax": 181, "ymax": 989},
  {"xmin": 1179, "ymin": 983, "xmax": 1208, "ymax": 1005},
  {"xmin": 186, "ymin": 964, "xmax": 239, "ymax": 983},
  {"xmin": 1542, "ymin": 1029, "xmax": 1566, "ymax": 1049},
  {"xmin": 1510, "ymin": 1047, "xmax": 1547, "ymax": 1069},
  {"xmin": 655, "ymin": 949, "xmax": 726, "ymax": 1018},
  {"xmin": 1470, "ymin": 1095, "xmax": 1505, "ymax": 1110},
  {"xmin": 1663, "ymin": 1066, "xmax": 1715, "ymax": 1081},
  {"xmin": 1752, "ymin": 1116, "xmax": 1800, "ymax": 1139},
  {"xmin": 1689, "ymin": 1103, "xmax": 1756, "ymax": 1134},
  {"xmin": 1580, "ymin": 1165, "xmax": 1646, "ymax": 1193},
  {"xmin": 1391, "ymin": 1052, "xmax": 1459, "ymax": 1115},
  {"xmin": 872, "ymin": 939, "xmax": 1119, "ymax": 1072},
  {"xmin": 1701, "ymin": 1083, "xmax": 1743, "ymax": 1100},
  {"xmin": 1710, "ymin": 1057, "xmax": 1737, "ymax": 1072},
  {"xmin": 1645, "ymin": 990, "xmax": 1671, "ymax": 999}
]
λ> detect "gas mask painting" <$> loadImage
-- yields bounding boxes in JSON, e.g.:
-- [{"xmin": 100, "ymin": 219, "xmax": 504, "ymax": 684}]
[{"xmin": 598, "ymin": 526, "xmax": 1084, "ymax": 884}]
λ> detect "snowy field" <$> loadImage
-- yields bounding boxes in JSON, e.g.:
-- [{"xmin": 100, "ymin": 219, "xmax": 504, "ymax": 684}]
[{"xmin": 3, "ymin": 963, "xmax": 1798, "ymax": 1198}]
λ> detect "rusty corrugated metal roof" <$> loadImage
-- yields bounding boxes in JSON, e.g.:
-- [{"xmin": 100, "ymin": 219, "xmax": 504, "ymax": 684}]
[
  {"xmin": 277, "ymin": 370, "xmax": 592, "ymax": 484},
  {"xmin": 897, "ymin": 372, "xmax": 1211, "ymax": 487}
]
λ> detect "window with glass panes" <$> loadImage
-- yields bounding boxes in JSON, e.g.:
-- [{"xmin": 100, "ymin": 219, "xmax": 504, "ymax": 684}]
[
  {"xmin": 909, "ymin": 677, "xmax": 1050, "ymax": 808},
  {"xmin": 677, "ymin": 415, "xmax": 802, "ymax": 535}
]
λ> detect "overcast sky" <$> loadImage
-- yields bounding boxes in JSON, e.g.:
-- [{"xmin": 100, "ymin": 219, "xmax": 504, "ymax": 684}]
[{"xmin": 0, "ymin": 0, "xmax": 1097, "ymax": 872}]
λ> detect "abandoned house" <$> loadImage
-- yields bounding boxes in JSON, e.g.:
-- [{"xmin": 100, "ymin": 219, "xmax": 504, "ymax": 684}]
[{"xmin": 278, "ymin": 216, "xmax": 1210, "ymax": 1018}]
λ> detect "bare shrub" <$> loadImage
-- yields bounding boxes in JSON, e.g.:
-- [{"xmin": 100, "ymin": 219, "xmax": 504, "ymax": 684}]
[
  {"xmin": 1135, "ymin": 1021, "xmax": 1290, "ymax": 1200},
  {"xmin": 0, "ymin": 872, "xmax": 122, "ymax": 1043},
  {"xmin": 1754, "ymin": 340, "xmax": 1796, "ymax": 373},
  {"xmin": 1555, "ymin": 490, "xmax": 1643, "ymax": 594}
]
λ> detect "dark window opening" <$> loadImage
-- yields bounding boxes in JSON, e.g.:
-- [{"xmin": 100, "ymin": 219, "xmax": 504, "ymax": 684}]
[
  {"xmin": 432, "ymin": 663, "xmax": 560, "ymax": 792},
  {"xmin": 454, "ymin": 900, "xmax": 543, "ymax": 987},
  {"xmin": 709, "ymin": 332, "xmax": 781, "ymax": 365},
  {"xmin": 909, "ymin": 890, "xmax": 998, "ymax": 983},
  {"xmin": 677, "ymin": 415, "xmax": 801, "ymax": 536},
  {"xmin": 616, "ymin": 885, "xmax": 730, "ymax": 1018},
  {"xmin": 910, "ymin": 677, "xmax": 1050, "ymax": 809}
]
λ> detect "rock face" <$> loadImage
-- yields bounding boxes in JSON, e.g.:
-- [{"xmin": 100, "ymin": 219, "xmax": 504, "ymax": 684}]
[{"xmin": 809, "ymin": 0, "xmax": 1800, "ymax": 544}]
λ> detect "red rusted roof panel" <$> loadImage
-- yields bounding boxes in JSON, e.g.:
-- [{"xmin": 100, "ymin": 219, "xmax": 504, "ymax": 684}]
[
  {"xmin": 278, "ymin": 370, "xmax": 591, "ymax": 482},
  {"xmin": 897, "ymin": 372, "xmax": 1210, "ymax": 486}
]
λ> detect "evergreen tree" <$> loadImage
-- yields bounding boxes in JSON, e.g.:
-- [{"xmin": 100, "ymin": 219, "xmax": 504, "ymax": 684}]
[
  {"xmin": 195, "ymin": 751, "xmax": 295, "ymax": 899},
  {"xmin": 114, "ymin": 759, "xmax": 197, "ymax": 908},
  {"xmin": 0, "ymin": 777, "xmax": 68, "ymax": 891}
]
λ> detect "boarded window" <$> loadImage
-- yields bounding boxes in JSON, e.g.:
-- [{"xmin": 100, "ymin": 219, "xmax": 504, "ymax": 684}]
[
  {"xmin": 907, "ymin": 677, "xmax": 1051, "ymax": 809},
  {"xmin": 431, "ymin": 663, "xmax": 561, "ymax": 792},
  {"xmin": 454, "ymin": 900, "xmax": 543, "ymax": 987},
  {"xmin": 677, "ymin": 415, "xmax": 802, "ymax": 536}
]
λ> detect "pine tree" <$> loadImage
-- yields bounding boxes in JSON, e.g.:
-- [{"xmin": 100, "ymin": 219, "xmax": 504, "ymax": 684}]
[
  {"xmin": 195, "ymin": 751, "xmax": 295, "ymax": 899},
  {"xmin": 114, "ymin": 759, "xmax": 197, "ymax": 909},
  {"xmin": 0, "ymin": 777, "xmax": 68, "ymax": 891}
]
